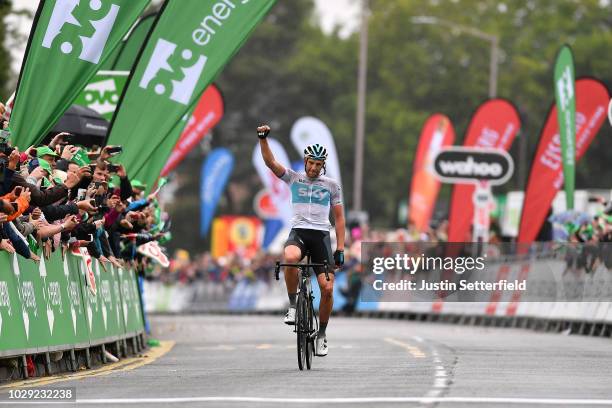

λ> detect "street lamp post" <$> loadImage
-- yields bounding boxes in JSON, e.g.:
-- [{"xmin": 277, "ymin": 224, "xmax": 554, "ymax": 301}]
[
  {"xmin": 353, "ymin": 0, "xmax": 369, "ymax": 212},
  {"xmin": 411, "ymin": 16, "xmax": 499, "ymax": 98}
]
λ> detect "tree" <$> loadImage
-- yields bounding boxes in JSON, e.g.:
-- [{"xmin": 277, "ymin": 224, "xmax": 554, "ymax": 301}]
[
  {"xmin": 0, "ymin": 0, "xmax": 13, "ymax": 100},
  {"xmin": 166, "ymin": 1, "xmax": 336, "ymax": 253},
  {"xmin": 167, "ymin": 0, "xmax": 612, "ymax": 252}
]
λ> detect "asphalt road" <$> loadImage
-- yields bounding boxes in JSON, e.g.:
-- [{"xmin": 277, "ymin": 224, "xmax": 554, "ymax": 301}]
[{"xmin": 4, "ymin": 314, "xmax": 612, "ymax": 408}]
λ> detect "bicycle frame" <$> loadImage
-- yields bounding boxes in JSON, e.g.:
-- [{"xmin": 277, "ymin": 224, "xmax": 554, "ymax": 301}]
[{"xmin": 275, "ymin": 256, "xmax": 329, "ymax": 370}]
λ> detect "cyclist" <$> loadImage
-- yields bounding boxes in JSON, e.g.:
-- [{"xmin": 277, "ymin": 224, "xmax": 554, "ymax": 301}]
[{"xmin": 257, "ymin": 124, "xmax": 345, "ymax": 357}]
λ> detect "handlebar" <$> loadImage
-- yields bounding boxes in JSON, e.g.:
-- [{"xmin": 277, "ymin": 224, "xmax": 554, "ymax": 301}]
[{"xmin": 275, "ymin": 261, "xmax": 330, "ymax": 281}]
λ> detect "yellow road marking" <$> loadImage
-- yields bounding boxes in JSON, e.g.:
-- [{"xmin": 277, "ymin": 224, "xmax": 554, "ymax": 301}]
[
  {"xmin": 255, "ymin": 344, "xmax": 272, "ymax": 350},
  {"xmin": 384, "ymin": 337, "xmax": 426, "ymax": 358},
  {"xmin": 0, "ymin": 341, "xmax": 175, "ymax": 390}
]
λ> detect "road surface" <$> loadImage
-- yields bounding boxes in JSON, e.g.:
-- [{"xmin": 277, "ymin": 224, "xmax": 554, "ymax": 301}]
[{"xmin": 3, "ymin": 314, "xmax": 612, "ymax": 407}]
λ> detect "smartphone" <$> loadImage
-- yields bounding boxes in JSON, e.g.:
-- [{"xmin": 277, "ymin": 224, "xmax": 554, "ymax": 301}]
[
  {"xmin": 13, "ymin": 186, "xmax": 23, "ymax": 196},
  {"xmin": 107, "ymin": 163, "xmax": 119, "ymax": 173},
  {"xmin": 10, "ymin": 202, "xmax": 18, "ymax": 212},
  {"xmin": 106, "ymin": 146, "xmax": 123, "ymax": 155},
  {"xmin": 77, "ymin": 188, "xmax": 86, "ymax": 201}
]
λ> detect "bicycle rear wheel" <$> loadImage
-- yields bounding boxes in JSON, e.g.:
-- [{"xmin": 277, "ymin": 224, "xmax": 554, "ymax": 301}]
[{"xmin": 296, "ymin": 293, "xmax": 307, "ymax": 371}]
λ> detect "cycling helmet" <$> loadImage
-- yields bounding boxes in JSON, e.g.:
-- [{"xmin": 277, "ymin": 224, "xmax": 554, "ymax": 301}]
[{"xmin": 303, "ymin": 144, "xmax": 328, "ymax": 161}]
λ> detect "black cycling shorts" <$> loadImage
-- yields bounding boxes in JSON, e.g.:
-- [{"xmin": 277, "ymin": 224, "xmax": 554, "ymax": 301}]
[{"xmin": 284, "ymin": 228, "xmax": 334, "ymax": 274}]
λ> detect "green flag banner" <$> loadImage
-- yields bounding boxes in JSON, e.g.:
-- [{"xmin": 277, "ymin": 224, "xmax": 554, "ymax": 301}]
[
  {"xmin": 74, "ymin": 71, "xmax": 129, "ymax": 120},
  {"xmin": 99, "ymin": 13, "xmax": 156, "ymax": 71},
  {"xmin": 10, "ymin": 0, "xmax": 149, "ymax": 149},
  {"xmin": 554, "ymin": 45, "xmax": 576, "ymax": 209},
  {"xmin": 75, "ymin": 12, "xmax": 157, "ymax": 121},
  {"xmin": 134, "ymin": 110, "xmax": 191, "ymax": 193},
  {"xmin": 106, "ymin": 0, "xmax": 276, "ymax": 178},
  {"xmin": 111, "ymin": 13, "xmax": 157, "ymax": 71}
]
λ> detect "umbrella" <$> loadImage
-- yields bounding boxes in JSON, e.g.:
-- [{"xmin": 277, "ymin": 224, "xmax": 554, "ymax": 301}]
[
  {"xmin": 44, "ymin": 105, "xmax": 109, "ymax": 148},
  {"xmin": 548, "ymin": 210, "xmax": 592, "ymax": 225}
]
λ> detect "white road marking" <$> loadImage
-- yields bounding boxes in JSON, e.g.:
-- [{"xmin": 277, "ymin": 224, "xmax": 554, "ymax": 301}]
[
  {"xmin": 433, "ymin": 378, "xmax": 448, "ymax": 388},
  {"xmin": 7, "ymin": 397, "xmax": 612, "ymax": 405}
]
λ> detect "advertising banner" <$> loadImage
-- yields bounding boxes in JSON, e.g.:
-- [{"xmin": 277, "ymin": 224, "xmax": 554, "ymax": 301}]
[
  {"xmin": 161, "ymin": 85, "xmax": 224, "ymax": 177},
  {"xmin": 10, "ymin": 0, "xmax": 149, "ymax": 149},
  {"xmin": 518, "ymin": 78, "xmax": 609, "ymax": 243},
  {"xmin": 408, "ymin": 114, "xmax": 455, "ymax": 232},
  {"xmin": 200, "ymin": 147, "xmax": 234, "ymax": 236},
  {"xmin": 211, "ymin": 216, "xmax": 262, "ymax": 259},
  {"xmin": 252, "ymin": 138, "xmax": 293, "ymax": 225},
  {"xmin": 554, "ymin": 45, "xmax": 576, "ymax": 209},
  {"xmin": 74, "ymin": 71, "xmax": 129, "ymax": 120},
  {"xmin": 290, "ymin": 116, "xmax": 343, "ymax": 189},
  {"xmin": 447, "ymin": 99, "xmax": 521, "ymax": 242},
  {"xmin": 106, "ymin": 0, "xmax": 277, "ymax": 179},
  {"xmin": 0, "ymin": 250, "xmax": 144, "ymax": 356}
]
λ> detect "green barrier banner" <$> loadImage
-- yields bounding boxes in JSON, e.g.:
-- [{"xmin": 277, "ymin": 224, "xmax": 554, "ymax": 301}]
[
  {"xmin": 65, "ymin": 253, "xmax": 90, "ymax": 347},
  {"xmin": 0, "ymin": 253, "xmax": 27, "ymax": 354},
  {"xmin": 117, "ymin": 268, "xmax": 143, "ymax": 335},
  {"xmin": 106, "ymin": 0, "xmax": 277, "ymax": 180},
  {"xmin": 78, "ymin": 254, "xmax": 106, "ymax": 343},
  {"xmin": 0, "ymin": 249, "xmax": 144, "ymax": 357},
  {"xmin": 10, "ymin": 0, "xmax": 150, "ymax": 149},
  {"xmin": 15, "ymin": 253, "xmax": 49, "ymax": 351},
  {"xmin": 41, "ymin": 252, "xmax": 85, "ymax": 350},
  {"xmin": 91, "ymin": 260, "xmax": 124, "ymax": 341},
  {"xmin": 554, "ymin": 45, "xmax": 576, "ymax": 209}
]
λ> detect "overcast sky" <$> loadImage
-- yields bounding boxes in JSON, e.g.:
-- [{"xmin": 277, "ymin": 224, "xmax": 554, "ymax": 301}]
[{"xmin": 8, "ymin": 0, "xmax": 361, "ymax": 72}]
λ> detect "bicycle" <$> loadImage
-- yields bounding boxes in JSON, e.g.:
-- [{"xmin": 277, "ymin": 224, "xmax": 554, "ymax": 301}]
[{"xmin": 275, "ymin": 254, "xmax": 329, "ymax": 370}]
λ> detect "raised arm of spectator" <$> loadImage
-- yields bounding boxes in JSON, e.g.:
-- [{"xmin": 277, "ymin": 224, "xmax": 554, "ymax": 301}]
[
  {"xmin": 36, "ymin": 215, "xmax": 78, "ymax": 240},
  {"xmin": 1, "ymin": 222, "xmax": 33, "ymax": 260},
  {"xmin": 0, "ymin": 149, "xmax": 19, "ymax": 195},
  {"xmin": 117, "ymin": 165, "xmax": 133, "ymax": 201}
]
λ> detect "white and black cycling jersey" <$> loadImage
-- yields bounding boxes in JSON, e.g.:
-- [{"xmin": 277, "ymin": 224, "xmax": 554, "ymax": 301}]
[{"xmin": 279, "ymin": 167, "xmax": 342, "ymax": 231}]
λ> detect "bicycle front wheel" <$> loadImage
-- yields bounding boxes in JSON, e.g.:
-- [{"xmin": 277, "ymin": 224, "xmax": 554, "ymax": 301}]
[
  {"xmin": 305, "ymin": 292, "xmax": 314, "ymax": 370},
  {"xmin": 296, "ymin": 293, "xmax": 307, "ymax": 371}
]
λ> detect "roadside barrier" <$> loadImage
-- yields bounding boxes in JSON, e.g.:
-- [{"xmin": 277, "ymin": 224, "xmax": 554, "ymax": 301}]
[
  {"xmin": 143, "ymin": 252, "xmax": 612, "ymax": 338},
  {"xmin": 0, "ymin": 250, "xmax": 145, "ymax": 380}
]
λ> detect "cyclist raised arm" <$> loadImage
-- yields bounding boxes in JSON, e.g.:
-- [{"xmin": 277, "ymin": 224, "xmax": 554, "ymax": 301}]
[
  {"xmin": 257, "ymin": 125, "xmax": 284, "ymax": 177},
  {"xmin": 257, "ymin": 124, "xmax": 345, "ymax": 357}
]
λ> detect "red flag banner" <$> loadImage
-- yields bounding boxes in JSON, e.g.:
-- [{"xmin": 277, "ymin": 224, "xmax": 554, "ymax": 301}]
[
  {"xmin": 447, "ymin": 99, "xmax": 521, "ymax": 242},
  {"xmin": 517, "ymin": 78, "xmax": 609, "ymax": 243},
  {"xmin": 408, "ymin": 114, "xmax": 455, "ymax": 232},
  {"xmin": 160, "ymin": 85, "xmax": 224, "ymax": 177}
]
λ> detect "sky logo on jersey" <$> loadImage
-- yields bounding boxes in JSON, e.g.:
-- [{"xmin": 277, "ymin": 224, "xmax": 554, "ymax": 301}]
[
  {"xmin": 138, "ymin": 38, "xmax": 208, "ymax": 105},
  {"xmin": 42, "ymin": 0, "xmax": 120, "ymax": 64},
  {"xmin": 292, "ymin": 183, "xmax": 330, "ymax": 206}
]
